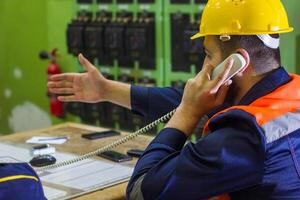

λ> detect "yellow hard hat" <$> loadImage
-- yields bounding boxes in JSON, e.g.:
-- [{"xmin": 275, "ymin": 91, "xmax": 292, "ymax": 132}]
[{"xmin": 191, "ymin": 0, "xmax": 293, "ymax": 40}]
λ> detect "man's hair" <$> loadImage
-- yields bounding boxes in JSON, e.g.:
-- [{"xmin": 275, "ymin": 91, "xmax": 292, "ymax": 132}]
[{"xmin": 216, "ymin": 34, "xmax": 281, "ymax": 75}]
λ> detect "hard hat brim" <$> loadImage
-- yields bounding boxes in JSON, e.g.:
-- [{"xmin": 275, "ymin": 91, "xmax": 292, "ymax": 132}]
[
  {"xmin": 191, "ymin": 33, "xmax": 203, "ymax": 40},
  {"xmin": 190, "ymin": 27, "xmax": 294, "ymax": 40}
]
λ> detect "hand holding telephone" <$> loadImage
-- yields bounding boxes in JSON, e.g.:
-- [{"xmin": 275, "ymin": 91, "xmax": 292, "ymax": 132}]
[
  {"xmin": 211, "ymin": 53, "xmax": 247, "ymax": 83},
  {"xmin": 36, "ymin": 53, "xmax": 247, "ymax": 171}
]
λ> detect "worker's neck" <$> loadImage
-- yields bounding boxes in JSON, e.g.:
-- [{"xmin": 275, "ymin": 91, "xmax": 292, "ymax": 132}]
[{"xmin": 231, "ymin": 71, "xmax": 265, "ymax": 105}]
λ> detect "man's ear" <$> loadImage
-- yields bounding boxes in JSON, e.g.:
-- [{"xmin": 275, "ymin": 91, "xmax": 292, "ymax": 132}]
[{"xmin": 236, "ymin": 48, "xmax": 250, "ymax": 75}]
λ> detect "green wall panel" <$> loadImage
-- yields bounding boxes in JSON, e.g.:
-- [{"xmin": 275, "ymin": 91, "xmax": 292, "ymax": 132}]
[
  {"xmin": 281, "ymin": 0, "xmax": 300, "ymax": 73},
  {"xmin": 0, "ymin": 0, "xmax": 50, "ymax": 134}
]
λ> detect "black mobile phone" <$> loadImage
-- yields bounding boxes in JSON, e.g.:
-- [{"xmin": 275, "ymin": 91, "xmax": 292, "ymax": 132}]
[
  {"xmin": 127, "ymin": 149, "xmax": 144, "ymax": 158},
  {"xmin": 81, "ymin": 130, "xmax": 120, "ymax": 140},
  {"xmin": 98, "ymin": 150, "xmax": 133, "ymax": 162}
]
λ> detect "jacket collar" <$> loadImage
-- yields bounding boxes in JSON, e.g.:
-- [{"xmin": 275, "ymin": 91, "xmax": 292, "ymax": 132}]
[
  {"xmin": 208, "ymin": 67, "xmax": 292, "ymax": 117},
  {"xmin": 239, "ymin": 67, "xmax": 291, "ymax": 105}
]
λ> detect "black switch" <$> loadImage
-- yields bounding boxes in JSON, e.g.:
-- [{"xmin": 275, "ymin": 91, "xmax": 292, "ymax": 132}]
[
  {"xmin": 66, "ymin": 11, "xmax": 92, "ymax": 56},
  {"xmin": 104, "ymin": 13, "xmax": 133, "ymax": 67},
  {"xmin": 105, "ymin": 25, "xmax": 125, "ymax": 58},
  {"xmin": 77, "ymin": 0, "xmax": 92, "ymax": 3},
  {"xmin": 183, "ymin": 23, "xmax": 204, "ymax": 72},
  {"xmin": 65, "ymin": 102, "xmax": 85, "ymax": 117},
  {"xmin": 125, "ymin": 13, "xmax": 155, "ymax": 69},
  {"xmin": 171, "ymin": 0, "xmax": 190, "ymax": 4},
  {"xmin": 138, "ymin": 0, "xmax": 155, "ymax": 3},
  {"xmin": 117, "ymin": 0, "xmax": 133, "ymax": 3},
  {"xmin": 81, "ymin": 103, "xmax": 100, "ymax": 125},
  {"xmin": 126, "ymin": 26, "xmax": 147, "ymax": 58},
  {"xmin": 98, "ymin": 102, "xmax": 115, "ymax": 127},
  {"xmin": 84, "ymin": 12, "xmax": 112, "ymax": 65},
  {"xmin": 171, "ymin": 13, "xmax": 190, "ymax": 72},
  {"xmin": 195, "ymin": 0, "xmax": 207, "ymax": 4},
  {"xmin": 67, "ymin": 21, "xmax": 85, "ymax": 56},
  {"xmin": 84, "ymin": 23, "xmax": 104, "ymax": 60},
  {"xmin": 97, "ymin": 0, "xmax": 113, "ymax": 3}
]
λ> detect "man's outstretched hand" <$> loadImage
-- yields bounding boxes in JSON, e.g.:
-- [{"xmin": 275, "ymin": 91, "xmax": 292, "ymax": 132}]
[{"xmin": 48, "ymin": 54, "xmax": 108, "ymax": 103}]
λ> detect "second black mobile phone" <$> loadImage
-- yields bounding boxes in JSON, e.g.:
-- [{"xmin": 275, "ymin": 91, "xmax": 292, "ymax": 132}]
[
  {"xmin": 81, "ymin": 130, "xmax": 120, "ymax": 140},
  {"xmin": 98, "ymin": 150, "xmax": 132, "ymax": 162}
]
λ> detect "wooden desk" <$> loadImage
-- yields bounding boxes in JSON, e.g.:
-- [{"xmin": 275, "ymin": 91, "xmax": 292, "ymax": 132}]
[{"xmin": 0, "ymin": 122, "xmax": 153, "ymax": 200}]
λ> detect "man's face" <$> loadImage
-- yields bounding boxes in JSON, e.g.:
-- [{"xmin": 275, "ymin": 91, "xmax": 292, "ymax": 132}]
[
  {"xmin": 202, "ymin": 36, "xmax": 237, "ymax": 103},
  {"xmin": 203, "ymin": 36, "xmax": 223, "ymax": 68}
]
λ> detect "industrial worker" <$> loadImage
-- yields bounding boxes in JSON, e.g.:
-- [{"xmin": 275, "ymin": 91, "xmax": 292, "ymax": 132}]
[{"xmin": 48, "ymin": 0, "xmax": 300, "ymax": 199}]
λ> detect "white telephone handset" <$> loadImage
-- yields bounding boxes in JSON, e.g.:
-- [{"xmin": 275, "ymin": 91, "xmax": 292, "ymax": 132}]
[
  {"xmin": 211, "ymin": 53, "xmax": 247, "ymax": 83},
  {"xmin": 36, "ymin": 53, "xmax": 246, "ymax": 171}
]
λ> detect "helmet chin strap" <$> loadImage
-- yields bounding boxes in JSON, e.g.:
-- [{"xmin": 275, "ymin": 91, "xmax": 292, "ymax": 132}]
[
  {"xmin": 256, "ymin": 34, "xmax": 280, "ymax": 49},
  {"xmin": 219, "ymin": 34, "xmax": 280, "ymax": 49}
]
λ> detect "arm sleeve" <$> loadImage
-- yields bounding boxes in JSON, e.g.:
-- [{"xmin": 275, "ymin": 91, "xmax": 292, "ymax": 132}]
[
  {"xmin": 130, "ymin": 86, "xmax": 183, "ymax": 121},
  {"xmin": 126, "ymin": 110, "xmax": 266, "ymax": 200},
  {"xmin": 0, "ymin": 163, "xmax": 46, "ymax": 200}
]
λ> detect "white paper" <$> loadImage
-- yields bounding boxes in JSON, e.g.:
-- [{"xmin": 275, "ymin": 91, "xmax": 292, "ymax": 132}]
[
  {"xmin": 0, "ymin": 156, "xmax": 20, "ymax": 163},
  {"xmin": 0, "ymin": 143, "xmax": 32, "ymax": 162},
  {"xmin": 41, "ymin": 159, "xmax": 133, "ymax": 191},
  {"xmin": 43, "ymin": 186, "xmax": 67, "ymax": 200},
  {"xmin": 26, "ymin": 136, "xmax": 68, "ymax": 144}
]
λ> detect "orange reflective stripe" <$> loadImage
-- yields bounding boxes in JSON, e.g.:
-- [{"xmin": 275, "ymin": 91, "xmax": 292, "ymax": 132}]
[
  {"xmin": 203, "ymin": 74, "xmax": 300, "ymax": 135},
  {"xmin": 218, "ymin": 194, "xmax": 231, "ymax": 200},
  {"xmin": 254, "ymin": 74, "xmax": 300, "ymax": 101},
  {"xmin": 208, "ymin": 194, "xmax": 231, "ymax": 200},
  {"xmin": 0, "ymin": 175, "xmax": 38, "ymax": 183}
]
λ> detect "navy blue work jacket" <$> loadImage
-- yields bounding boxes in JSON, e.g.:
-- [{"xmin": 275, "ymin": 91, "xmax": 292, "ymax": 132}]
[{"xmin": 127, "ymin": 67, "xmax": 300, "ymax": 200}]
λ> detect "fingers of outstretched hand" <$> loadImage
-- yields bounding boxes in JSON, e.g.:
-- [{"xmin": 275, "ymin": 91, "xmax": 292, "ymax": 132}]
[
  {"xmin": 78, "ymin": 53, "xmax": 96, "ymax": 72},
  {"xmin": 47, "ymin": 81, "xmax": 73, "ymax": 88},
  {"xmin": 49, "ymin": 73, "xmax": 75, "ymax": 82},
  {"xmin": 57, "ymin": 95, "xmax": 77, "ymax": 102},
  {"xmin": 49, "ymin": 88, "xmax": 74, "ymax": 95}
]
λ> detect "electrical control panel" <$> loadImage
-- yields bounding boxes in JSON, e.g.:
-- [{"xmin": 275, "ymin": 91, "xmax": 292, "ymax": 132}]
[{"xmin": 50, "ymin": 0, "xmax": 206, "ymax": 133}]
